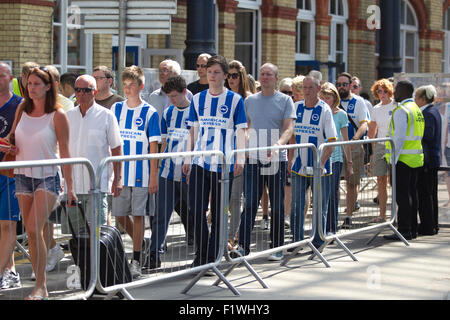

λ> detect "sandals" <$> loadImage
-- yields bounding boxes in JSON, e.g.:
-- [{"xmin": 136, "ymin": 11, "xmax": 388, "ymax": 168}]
[{"xmin": 370, "ymin": 216, "xmax": 386, "ymax": 224}]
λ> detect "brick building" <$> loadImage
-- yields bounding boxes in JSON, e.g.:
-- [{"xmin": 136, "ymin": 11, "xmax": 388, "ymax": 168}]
[{"xmin": 1, "ymin": 0, "xmax": 449, "ymax": 99}]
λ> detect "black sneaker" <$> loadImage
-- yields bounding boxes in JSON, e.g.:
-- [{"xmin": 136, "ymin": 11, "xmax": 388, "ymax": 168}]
[{"xmin": 341, "ymin": 216, "xmax": 352, "ymax": 229}]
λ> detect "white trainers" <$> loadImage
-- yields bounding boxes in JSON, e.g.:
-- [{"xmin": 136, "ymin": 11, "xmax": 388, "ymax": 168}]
[
  {"xmin": 130, "ymin": 260, "xmax": 142, "ymax": 279},
  {"xmin": 260, "ymin": 218, "xmax": 269, "ymax": 230},
  {"xmin": 46, "ymin": 245, "xmax": 65, "ymax": 272},
  {"xmin": 268, "ymin": 251, "xmax": 283, "ymax": 261},
  {"xmin": 0, "ymin": 269, "xmax": 21, "ymax": 289}
]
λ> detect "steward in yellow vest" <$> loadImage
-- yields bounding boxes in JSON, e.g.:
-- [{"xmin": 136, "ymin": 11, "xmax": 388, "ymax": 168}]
[
  {"xmin": 385, "ymin": 98, "xmax": 424, "ymax": 168},
  {"xmin": 383, "ymin": 80, "xmax": 424, "ymax": 241}
]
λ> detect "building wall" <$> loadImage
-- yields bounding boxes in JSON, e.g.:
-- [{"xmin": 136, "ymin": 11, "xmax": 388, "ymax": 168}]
[{"xmin": 0, "ymin": 0, "xmax": 447, "ymax": 90}]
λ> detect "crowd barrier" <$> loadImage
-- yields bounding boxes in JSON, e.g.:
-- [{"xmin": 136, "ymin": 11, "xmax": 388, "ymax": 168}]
[
  {"xmin": 0, "ymin": 158, "xmax": 97, "ymax": 300},
  {"xmin": 0, "ymin": 140, "xmax": 406, "ymax": 300},
  {"xmin": 314, "ymin": 137, "xmax": 408, "ymax": 262}
]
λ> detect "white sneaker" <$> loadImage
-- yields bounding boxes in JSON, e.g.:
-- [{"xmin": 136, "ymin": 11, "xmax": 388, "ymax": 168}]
[
  {"xmin": 130, "ymin": 260, "xmax": 142, "ymax": 279},
  {"xmin": 46, "ymin": 245, "xmax": 65, "ymax": 272},
  {"xmin": 260, "ymin": 219, "xmax": 269, "ymax": 230},
  {"xmin": 0, "ymin": 269, "xmax": 21, "ymax": 289}
]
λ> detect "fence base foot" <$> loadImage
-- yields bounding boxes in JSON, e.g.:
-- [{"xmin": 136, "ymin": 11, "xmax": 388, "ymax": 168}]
[
  {"xmin": 214, "ymin": 258, "xmax": 268, "ymax": 290},
  {"xmin": 181, "ymin": 265, "xmax": 241, "ymax": 296},
  {"xmin": 307, "ymin": 242, "xmax": 331, "ymax": 268},
  {"xmin": 334, "ymin": 237, "xmax": 358, "ymax": 261}
]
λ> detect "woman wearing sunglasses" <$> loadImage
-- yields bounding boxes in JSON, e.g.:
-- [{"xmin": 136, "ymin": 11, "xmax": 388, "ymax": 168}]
[
  {"xmin": 225, "ymin": 60, "xmax": 252, "ymax": 251},
  {"xmin": 368, "ymin": 78, "xmax": 395, "ymax": 224},
  {"xmin": 7, "ymin": 67, "xmax": 77, "ymax": 300}
]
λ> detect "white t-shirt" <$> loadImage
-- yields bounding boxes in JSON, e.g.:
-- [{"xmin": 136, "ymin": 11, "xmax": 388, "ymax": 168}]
[
  {"xmin": 371, "ymin": 100, "xmax": 395, "ymax": 140},
  {"xmin": 66, "ymin": 103, "xmax": 123, "ymax": 194},
  {"xmin": 340, "ymin": 94, "xmax": 370, "ymax": 139}
]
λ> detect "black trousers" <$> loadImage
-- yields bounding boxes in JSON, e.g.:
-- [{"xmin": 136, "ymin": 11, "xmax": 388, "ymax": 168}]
[
  {"xmin": 417, "ymin": 166, "xmax": 438, "ymax": 234},
  {"xmin": 395, "ymin": 161, "xmax": 419, "ymax": 235}
]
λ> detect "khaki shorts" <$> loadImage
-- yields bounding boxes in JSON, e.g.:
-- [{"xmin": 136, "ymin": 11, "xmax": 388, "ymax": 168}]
[
  {"xmin": 343, "ymin": 144, "xmax": 364, "ymax": 185},
  {"xmin": 112, "ymin": 186, "xmax": 149, "ymax": 216},
  {"xmin": 373, "ymin": 143, "xmax": 390, "ymax": 177}
]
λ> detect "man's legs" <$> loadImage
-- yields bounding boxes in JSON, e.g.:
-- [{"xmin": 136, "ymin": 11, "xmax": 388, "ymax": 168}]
[
  {"xmin": 267, "ymin": 161, "xmax": 286, "ymax": 250},
  {"xmin": 189, "ymin": 165, "xmax": 211, "ymax": 266},
  {"xmin": 290, "ymin": 174, "xmax": 309, "ymax": 242},
  {"xmin": 238, "ymin": 163, "xmax": 264, "ymax": 254}
]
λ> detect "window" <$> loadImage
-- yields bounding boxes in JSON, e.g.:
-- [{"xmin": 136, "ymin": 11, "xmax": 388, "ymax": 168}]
[
  {"xmin": 295, "ymin": 0, "xmax": 315, "ymax": 60},
  {"xmin": 400, "ymin": 0, "xmax": 418, "ymax": 73},
  {"xmin": 328, "ymin": 0, "xmax": 348, "ymax": 81},
  {"xmin": 443, "ymin": 7, "xmax": 450, "ymax": 73},
  {"xmin": 53, "ymin": 0, "xmax": 92, "ymax": 74}
]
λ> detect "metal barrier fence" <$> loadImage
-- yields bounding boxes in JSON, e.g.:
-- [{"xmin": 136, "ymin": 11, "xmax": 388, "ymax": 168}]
[
  {"xmin": 1, "ymin": 140, "xmax": 408, "ymax": 300},
  {"xmin": 93, "ymin": 150, "xmax": 242, "ymax": 299},
  {"xmin": 314, "ymin": 137, "xmax": 407, "ymax": 262},
  {"xmin": 0, "ymin": 158, "xmax": 97, "ymax": 300}
]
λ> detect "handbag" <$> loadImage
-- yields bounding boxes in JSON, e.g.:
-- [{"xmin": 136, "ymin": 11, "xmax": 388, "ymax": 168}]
[{"xmin": 0, "ymin": 106, "xmax": 24, "ymax": 178}]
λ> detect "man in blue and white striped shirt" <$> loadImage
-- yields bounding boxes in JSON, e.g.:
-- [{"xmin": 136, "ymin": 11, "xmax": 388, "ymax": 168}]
[
  {"xmin": 144, "ymin": 76, "xmax": 193, "ymax": 269},
  {"xmin": 182, "ymin": 55, "xmax": 247, "ymax": 267},
  {"xmin": 110, "ymin": 66, "xmax": 161, "ymax": 277}
]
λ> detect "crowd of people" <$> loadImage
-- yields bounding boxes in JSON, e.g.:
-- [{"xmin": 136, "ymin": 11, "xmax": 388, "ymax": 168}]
[{"xmin": 0, "ymin": 54, "xmax": 447, "ymax": 299}]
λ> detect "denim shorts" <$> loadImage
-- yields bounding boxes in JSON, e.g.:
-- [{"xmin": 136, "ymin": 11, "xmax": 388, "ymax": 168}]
[{"xmin": 14, "ymin": 174, "xmax": 60, "ymax": 197}]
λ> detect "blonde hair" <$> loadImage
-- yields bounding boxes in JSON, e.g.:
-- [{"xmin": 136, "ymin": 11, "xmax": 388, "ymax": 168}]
[
  {"xmin": 320, "ymin": 82, "xmax": 340, "ymax": 109},
  {"xmin": 292, "ymin": 75, "xmax": 305, "ymax": 92},
  {"xmin": 415, "ymin": 85, "xmax": 437, "ymax": 104}
]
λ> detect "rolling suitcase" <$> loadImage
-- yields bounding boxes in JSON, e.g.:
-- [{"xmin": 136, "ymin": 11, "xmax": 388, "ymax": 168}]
[{"xmin": 60, "ymin": 200, "xmax": 132, "ymax": 291}]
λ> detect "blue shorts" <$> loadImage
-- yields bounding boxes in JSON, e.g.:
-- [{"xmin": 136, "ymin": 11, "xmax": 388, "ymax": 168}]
[
  {"xmin": 0, "ymin": 175, "xmax": 20, "ymax": 221},
  {"xmin": 14, "ymin": 174, "xmax": 60, "ymax": 197}
]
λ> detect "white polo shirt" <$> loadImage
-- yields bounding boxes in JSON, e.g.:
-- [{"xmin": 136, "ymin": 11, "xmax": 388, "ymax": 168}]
[{"xmin": 66, "ymin": 102, "xmax": 122, "ymax": 194}]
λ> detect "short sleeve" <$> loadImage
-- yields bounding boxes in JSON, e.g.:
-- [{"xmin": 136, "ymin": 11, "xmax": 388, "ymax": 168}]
[
  {"xmin": 233, "ymin": 96, "xmax": 248, "ymax": 129},
  {"xmin": 107, "ymin": 112, "xmax": 123, "ymax": 149},
  {"xmin": 187, "ymin": 99, "xmax": 199, "ymax": 127},
  {"xmin": 147, "ymin": 111, "xmax": 161, "ymax": 143}
]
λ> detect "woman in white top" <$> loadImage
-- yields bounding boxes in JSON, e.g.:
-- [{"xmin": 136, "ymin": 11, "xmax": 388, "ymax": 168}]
[
  {"xmin": 8, "ymin": 66, "xmax": 77, "ymax": 300},
  {"xmin": 368, "ymin": 79, "xmax": 395, "ymax": 223}
]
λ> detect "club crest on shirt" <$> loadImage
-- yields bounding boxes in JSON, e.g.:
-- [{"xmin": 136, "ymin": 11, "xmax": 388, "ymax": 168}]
[
  {"xmin": 311, "ymin": 113, "xmax": 320, "ymax": 122},
  {"xmin": 219, "ymin": 105, "xmax": 228, "ymax": 114},
  {"xmin": 135, "ymin": 117, "xmax": 143, "ymax": 127}
]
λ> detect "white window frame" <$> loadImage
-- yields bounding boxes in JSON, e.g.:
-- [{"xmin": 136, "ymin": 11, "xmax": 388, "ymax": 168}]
[
  {"xmin": 235, "ymin": 2, "xmax": 261, "ymax": 77},
  {"xmin": 443, "ymin": 8, "xmax": 450, "ymax": 73},
  {"xmin": 400, "ymin": 0, "xmax": 419, "ymax": 73},
  {"xmin": 53, "ymin": 0, "xmax": 92, "ymax": 74},
  {"xmin": 328, "ymin": 0, "xmax": 348, "ymax": 81},
  {"xmin": 295, "ymin": 1, "xmax": 316, "ymax": 61}
]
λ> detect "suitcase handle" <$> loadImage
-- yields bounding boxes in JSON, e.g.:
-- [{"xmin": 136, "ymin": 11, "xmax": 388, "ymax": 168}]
[{"xmin": 60, "ymin": 200, "xmax": 91, "ymax": 237}]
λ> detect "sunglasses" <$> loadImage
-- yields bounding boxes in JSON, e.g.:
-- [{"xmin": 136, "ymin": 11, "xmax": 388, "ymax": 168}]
[
  {"xmin": 227, "ymin": 73, "xmax": 240, "ymax": 80},
  {"xmin": 336, "ymin": 82, "xmax": 349, "ymax": 88},
  {"xmin": 281, "ymin": 90, "xmax": 293, "ymax": 95},
  {"xmin": 196, "ymin": 64, "xmax": 207, "ymax": 68},
  {"xmin": 352, "ymin": 84, "xmax": 360, "ymax": 89},
  {"xmin": 74, "ymin": 87, "xmax": 95, "ymax": 93}
]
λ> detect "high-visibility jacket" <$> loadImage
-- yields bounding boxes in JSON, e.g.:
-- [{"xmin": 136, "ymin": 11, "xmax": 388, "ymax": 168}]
[
  {"xmin": 385, "ymin": 99, "xmax": 424, "ymax": 168},
  {"xmin": 12, "ymin": 78, "xmax": 25, "ymax": 97}
]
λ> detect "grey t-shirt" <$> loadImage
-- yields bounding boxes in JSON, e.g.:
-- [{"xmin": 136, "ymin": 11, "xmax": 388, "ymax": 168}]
[{"xmin": 245, "ymin": 91, "xmax": 296, "ymax": 162}]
